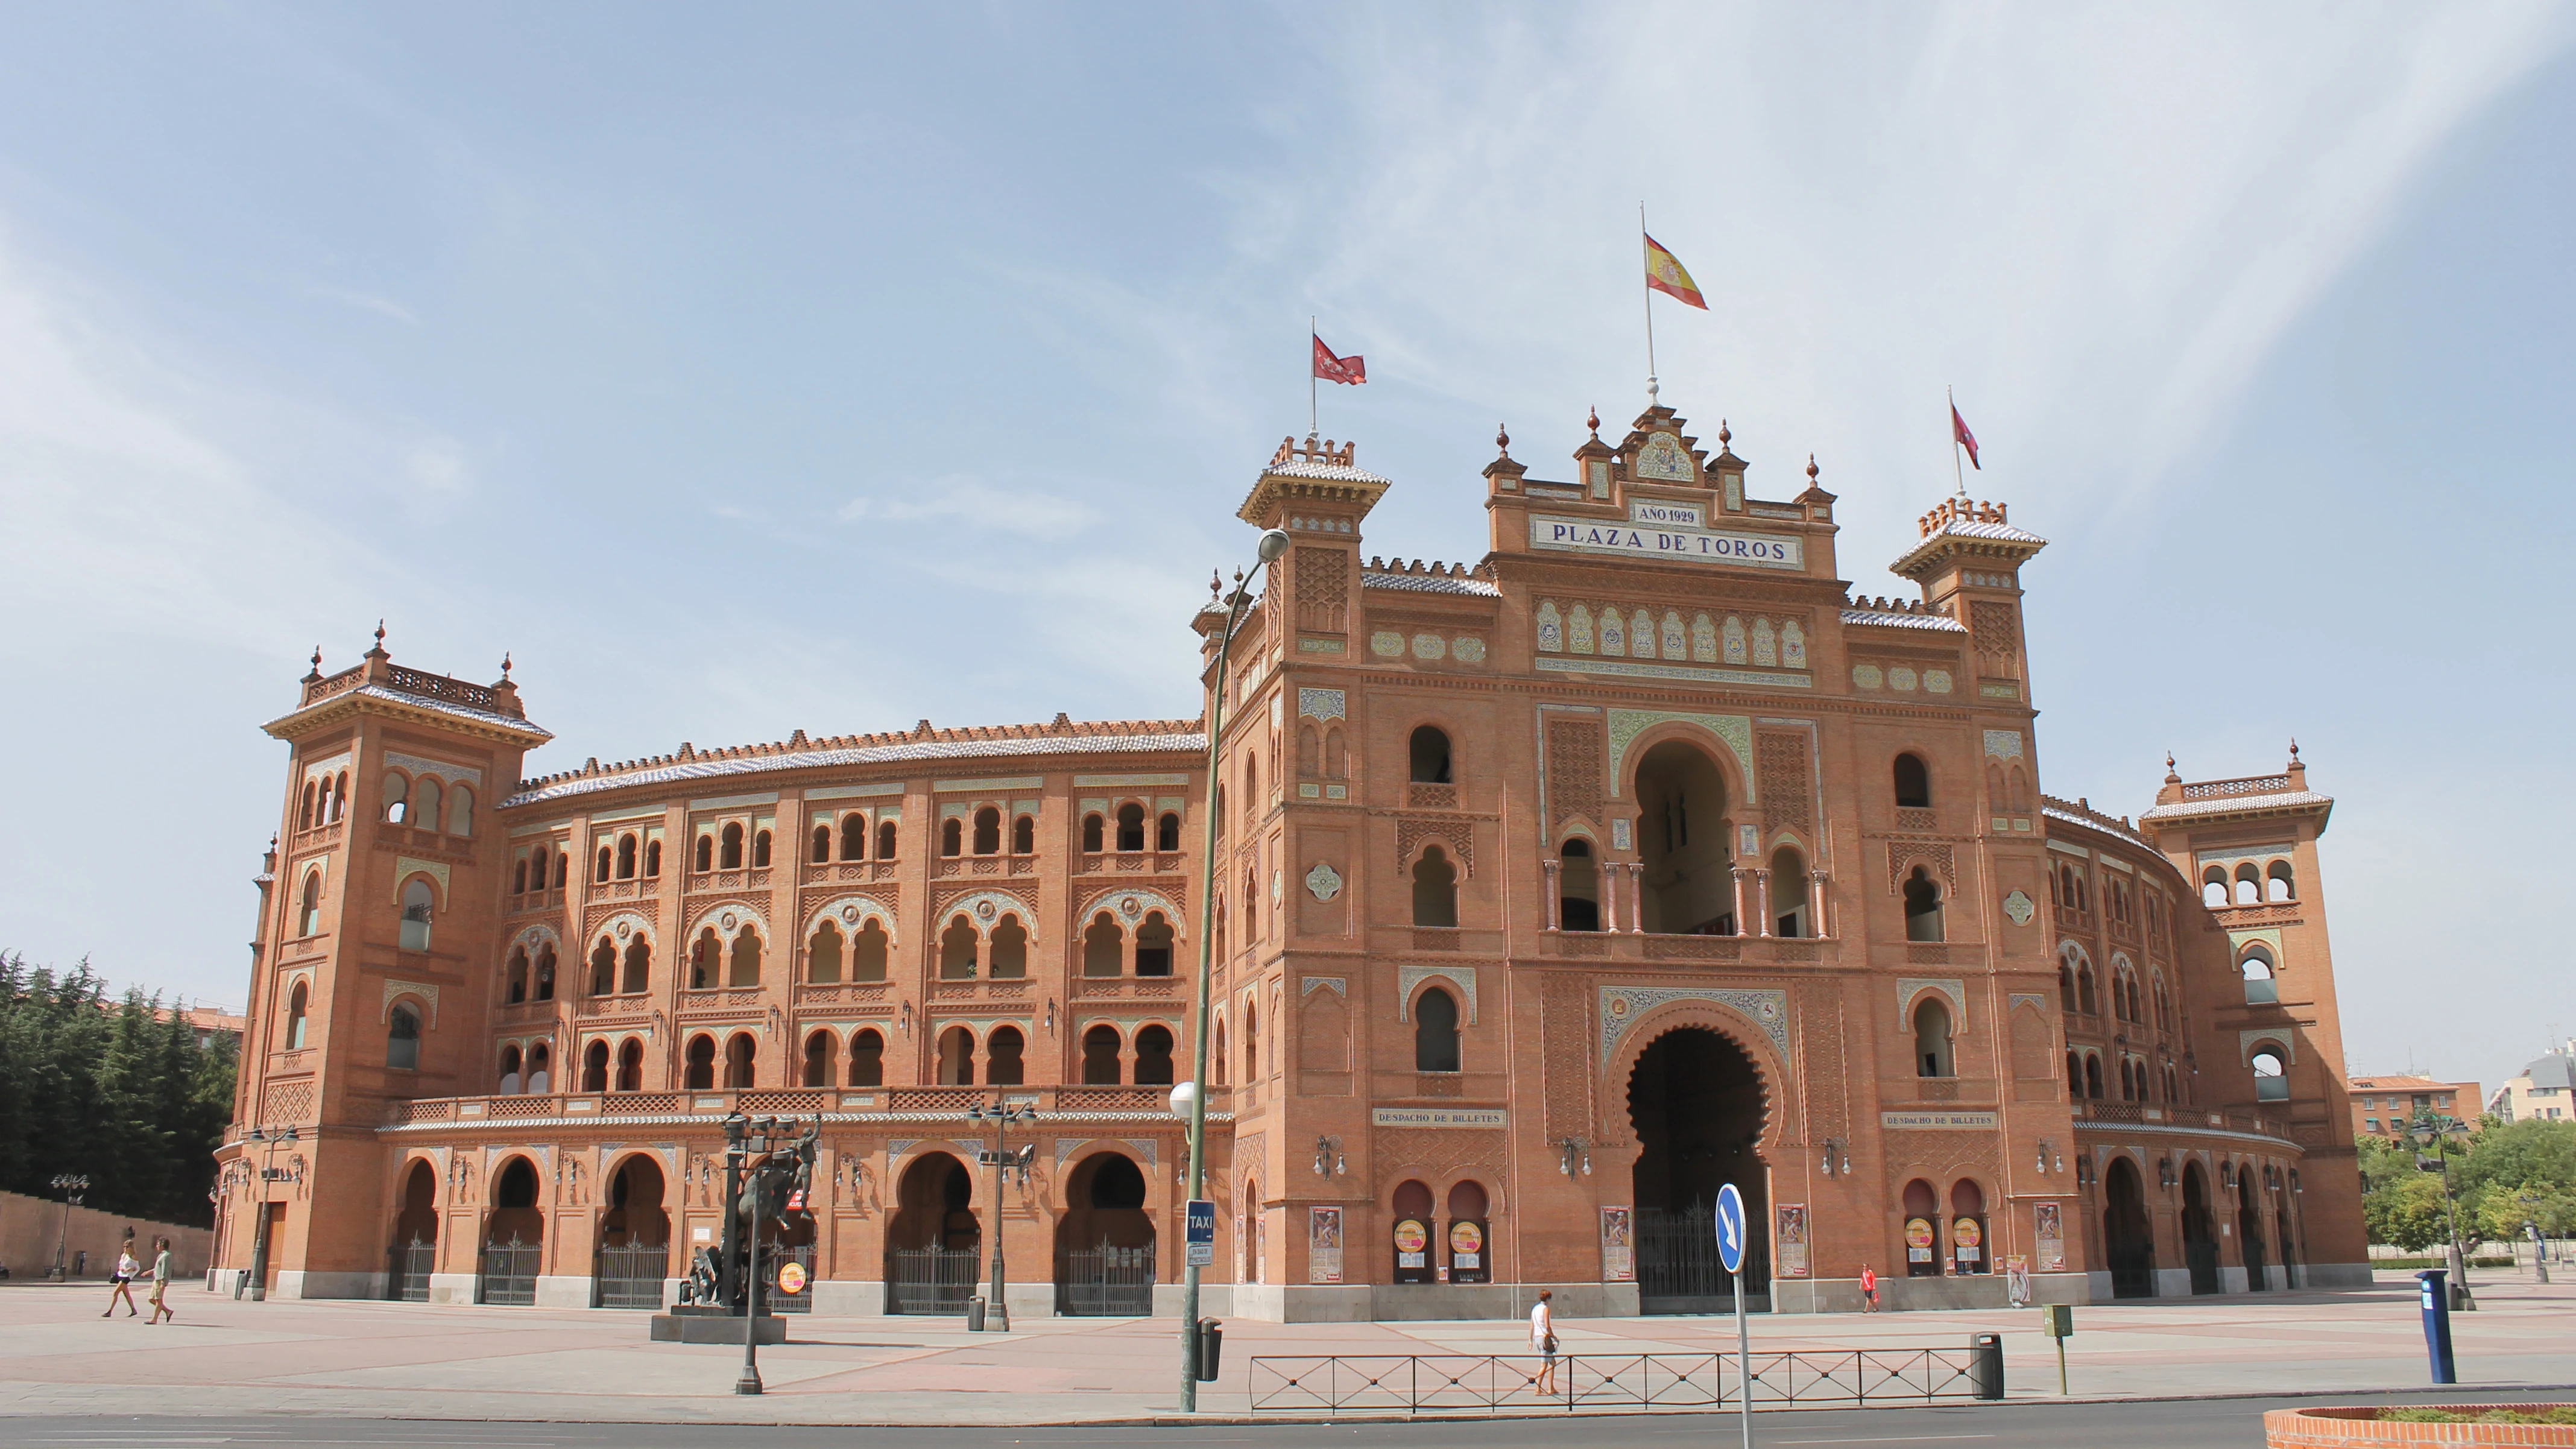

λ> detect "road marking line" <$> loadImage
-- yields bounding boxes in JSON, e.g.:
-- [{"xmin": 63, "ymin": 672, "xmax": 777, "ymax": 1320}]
[{"xmin": 1777, "ymin": 1438, "xmax": 1997, "ymax": 1445}]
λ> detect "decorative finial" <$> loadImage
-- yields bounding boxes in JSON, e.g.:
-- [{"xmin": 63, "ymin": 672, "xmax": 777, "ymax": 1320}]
[
  {"xmin": 1586, "ymin": 406, "xmax": 1600, "ymax": 437},
  {"xmin": 500, "ymin": 652, "xmax": 513, "ymax": 678},
  {"xmin": 1496, "ymin": 423, "xmax": 1510, "ymax": 455},
  {"xmin": 1210, "ymin": 569, "xmax": 1221, "ymax": 598},
  {"xmin": 374, "ymin": 620, "xmax": 385, "ymax": 645},
  {"xmin": 2164, "ymin": 753, "xmax": 2182, "ymax": 785},
  {"xmin": 310, "ymin": 646, "xmax": 321, "ymax": 671},
  {"xmin": 1806, "ymin": 454, "xmax": 1820, "ymax": 482},
  {"xmin": 1717, "ymin": 419, "xmax": 1731, "ymax": 447},
  {"xmin": 2288, "ymin": 737, "xmax": 2300, "ymax": 761}
]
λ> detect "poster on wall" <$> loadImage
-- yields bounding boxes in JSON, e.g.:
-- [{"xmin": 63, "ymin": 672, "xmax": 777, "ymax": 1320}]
[
  {"xmin": 1309, "ymin": 1206, "xmax": 1343, "ymax": 1284},
  {"xmin": 1600, "ymin": 1207, "xmax": 1634, "ymax": 1282},
  {"xmin": 1775, "ymin": 1204, "xmax": 1810, "ymax": 1277},
  {"xmin": 1393, "ymin": 1216, "xmax": 1432, "ymax": 1283},
  {"xmin": 1449, "ymin": 1219, "xmax": 1491, "ymax": 1283},
  {"xmin": 1953, "ymin": 1216, "xmax": 1984, "ymax": 1268},
  {"xmin": 1904, "ymin": 1216, "xmax": 1936, "ymax": 1264},
  {"xmin": 2033, "ymin": 1202, "xmax": 2066, "ymax": 1272}
]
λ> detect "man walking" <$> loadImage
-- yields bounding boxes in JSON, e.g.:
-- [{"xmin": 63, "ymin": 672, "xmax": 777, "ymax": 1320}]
[
  {"xmin": 1859, "ymin": 1263, "xmax": 1879, "ymax": 1314},
  {"xmin": 145, "ymin": 1238, "xmax": 177, "ymax": 1325}
]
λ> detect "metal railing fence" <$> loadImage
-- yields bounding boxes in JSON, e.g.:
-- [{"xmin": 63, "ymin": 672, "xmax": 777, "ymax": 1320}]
[{"xmin": 1249, "ymin": 1346, "xmax": 1983, "ymax": 1415}]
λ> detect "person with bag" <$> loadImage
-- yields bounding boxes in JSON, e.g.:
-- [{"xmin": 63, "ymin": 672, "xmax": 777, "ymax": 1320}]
[
  {"xmin": 1859, "ymin": 1263, "xmax": 1880, "ymax": 1314},
  {"xmin": 102, "ymin": 1242, "xmax": 141, "ymax": 1318},
  {"xmin": 1530, "ymin": 1289, "xmax": 1559, "ymax": 1395}
]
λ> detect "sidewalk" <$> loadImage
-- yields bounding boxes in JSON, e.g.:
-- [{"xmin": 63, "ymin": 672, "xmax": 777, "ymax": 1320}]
[{"xmin": 3, "ymin": 1271, "xmax": 2569, "ymax": 1425}]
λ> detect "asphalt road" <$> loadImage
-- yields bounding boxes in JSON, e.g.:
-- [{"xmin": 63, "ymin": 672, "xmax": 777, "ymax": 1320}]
[{"xmin": 9, "ymin": 1393, "xmax": 2572, "ymax": 1449}]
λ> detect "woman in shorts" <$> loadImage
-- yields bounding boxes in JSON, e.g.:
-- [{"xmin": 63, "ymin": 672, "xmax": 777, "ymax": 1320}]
[{"xmin": 1530, "ymin": 1289, "xmax": 1559, "ymax": 1395}]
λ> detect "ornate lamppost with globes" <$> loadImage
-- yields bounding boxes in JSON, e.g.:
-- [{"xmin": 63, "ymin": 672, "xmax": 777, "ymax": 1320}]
[{"xmin": 48, "ymin": 1173, "xmax": 89, "ymax": 1280}]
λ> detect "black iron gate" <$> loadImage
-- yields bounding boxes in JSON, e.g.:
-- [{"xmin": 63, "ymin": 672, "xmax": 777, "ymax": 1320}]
[
  {"xmin": 596, "ymin": 1241, "xmax": 669, "ymax": 1310},
  {"xmin": 387, "ymin": 1237, "xmax": 434, "ymax": 1302},
  {"xmin": 477, "ymin": 1236, "xmax": 539, "ymax": 1306},
  {"xmin": 1057, "ymin": 1239, "xmax": 1156, "ymax": 1316},
  {"xmin": 1636, "ymin": 1205, "xmax": 1768, "ymax": 1313},
  {"xmin": 2184, "ymin": 1240, "xmax": 2220, "ymax": 1296},
  {"xmin": 886, "ymin": 1246, "xmax": 979, "ymax": 1314},
  {"xmin": 766, "ymin": 1242, "xmax": 817, "ymax": 1314}
]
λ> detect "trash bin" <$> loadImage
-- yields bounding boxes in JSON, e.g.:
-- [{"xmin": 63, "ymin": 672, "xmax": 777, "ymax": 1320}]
[
  {"xmin": 1194, "ymin": 1318, "xmax": 1223, "ymax": 1381},
  {"xmin": 1968, "ymin": 1332, "xmax": 2005, "ymax": 1400},
  {"xmin": 965, "ymin": 1295, "xmax": 987, "ymax": 1333}
]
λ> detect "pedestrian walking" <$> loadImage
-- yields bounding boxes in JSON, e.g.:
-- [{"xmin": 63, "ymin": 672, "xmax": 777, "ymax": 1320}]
[
  {"xmin": 1529, "ymin": 1289, "xmax": 1559, "ymax": 1395},
  {"xmin": 102, "ymin": 1246, "xmax": 141, "ymax": 1318},
  {"xmin": 145, "ymin": 1238, "xmax": 177, "ymax": 1325},
  {"xmin": 1859, "ymin": 1263, "xmax": 1879, "ymax": 1313}
]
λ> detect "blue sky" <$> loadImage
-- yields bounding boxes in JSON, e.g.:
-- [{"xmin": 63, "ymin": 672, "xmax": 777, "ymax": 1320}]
[{"xmin": 1, "ymin": 4, "xmax": 2568, "ymax": 1092}]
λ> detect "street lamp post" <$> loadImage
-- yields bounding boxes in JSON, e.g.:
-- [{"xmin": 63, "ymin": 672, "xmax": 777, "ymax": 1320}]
[
  {"xmin": 969, "ymin": 1098, "xmax": 1038, "ymax": 1331},
  {"xmin": 2409, "ymin": 1111, "xmax": 2473, "ymax": 1309},
  {"xmin": 1178, "ymin": 527, "xmax": 1292, "ymax": 1413},
  {"xmin": 242, "ymin": 1126, "xmax": 299, "ymax": 1301},
  {"xmin": 48, "ymin": 1174, "xmax": 89, "ymax": 1281}
]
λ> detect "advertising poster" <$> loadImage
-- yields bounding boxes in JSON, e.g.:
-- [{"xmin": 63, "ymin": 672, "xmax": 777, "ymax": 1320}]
[
  {"xmin": 2033, "ymin": 1202, "xmax": 2066, "ymax": 1272},
  {"xmin": 1953, "ymin": 1215, "xmax": 1984, "ymax": 1267},
  {"xmin": 2004, "ymin": 1254, "xmax": 2031, "ymax": 1306},
  {"xmin": 1309, "ymin": 1205, "xmax": 1343, "ymax": 1284},
  {"xmin": 1449, "ymin": 1218, "xmax": 1490, "ymax": 1283},
  {"xmin": 1394, "ymin": 1216, "xmax": 1432, "ymax": 1283},
  {"xmin": 1600, "ymin": 1207, "xmax": 1634, "ymax": 1282},
  {"xmin": 1775, "ymin": 1204, "xmax": 1810, "ymax": 1278},
  {"xmin": 1904, "ymin": 1216, "xmax": 1936, "ymax": 1264}
]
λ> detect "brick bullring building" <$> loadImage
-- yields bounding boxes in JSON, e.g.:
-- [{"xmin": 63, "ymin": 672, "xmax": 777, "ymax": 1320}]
[{"xmin": 219, "ymin": 403, "xmax": 2366, "ymax": 1318}]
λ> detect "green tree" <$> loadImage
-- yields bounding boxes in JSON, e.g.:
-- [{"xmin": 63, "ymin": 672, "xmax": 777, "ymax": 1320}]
[{"xmin": 2366, "ymin": 1171, "xmax": 2452, "ymax": 1252}]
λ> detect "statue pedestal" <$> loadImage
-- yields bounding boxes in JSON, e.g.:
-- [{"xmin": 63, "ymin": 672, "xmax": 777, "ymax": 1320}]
[{"xmin": 650, "ymin": 1305, "xmax": 785, "ymax": 1344}]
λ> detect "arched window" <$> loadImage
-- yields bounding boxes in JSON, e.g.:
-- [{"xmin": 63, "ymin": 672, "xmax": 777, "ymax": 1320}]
[
  {"xmin": 849, "ymin": 1029, "xmax": 884, "ymax": 1087},
  {"xmin": 1893, "ymin": 753, "xmax": 1931, "ymax": 809},
  {"xmin": 1135, "ymin": 912, "xmax": 1175, "ymax": 976},
  {"xmin": 802, "ymin": 1030, "xmax": 836, "ymax": 1088},
  {"xmin": 332, "ymin": 772, "xmax": 349, "ymax": 822},
  {"xmin": 1243, "ymin": 754, "xmax": 1260, "ymax": 828},
  {"xmin": 297, "ymin": 873, "xmax": 322, "ymax": 938},
  {"xmin": 877, "ymin": 819, "xmax": 898, "ymax": 858},
  {"xmin": 1214, "ymin": 783, "xmax": 1226, "ymax": 835},
  {"xmin": 497, "ymin": 1044, "xmax": 523, "ymax": 1095},
  {"xmin": 1083, "ymin": 913, "xmax": 1123, "ymax": 977},
  {"xmin": 447, "ymin": 786, "xmax": 474, "ymax": 838},
  {"xmin": 399, "ymin": 878, "xmax": 436, "ymax": 952},
  {"xmin": 1558, "ymin": 839, "xmax": 1600, "ymax": 931},
  {"xmin": 1082, "ymin": 1024, "xmax": 1123, "ymax": 1084},
  {"xmin": 684, "ymin": 1035, "xmax": 716, "ymax": 1090},
  {"xmin": 1298, "ymin": 724, "xmax": 1319, "ymax": 775},
  {"xmin": 589, "ymin": 938, "xmax": 616, "ymax": 995},
  {"xmin": 1324, "ymin": 728, "xmax": 1346, "ymax": 779},
  {"xmin": 719, "ymin": 824, "xmax": 744, "ymax": 870},
  {"xmin": 2240, "ymin": 947, "xmax": 2278, "ymax": 1005},
  {"xmin": 2056, "ymin": 960, "xmax": 2076, "ymax": 1012},
  {"xmin": 387, "ymin": 1003, "xmax": 419, "ymax": 1070},
  {"xmin": 810, "ymin": 825, "xmax": 831, "ymax": 863},
  {"xmin": 616, "ymin": 1037, "xmax": 643, "ymax": 1091},
  {"xmin": 644, "ymin": 839, "xmax": 661, "ymax": 877},
  {"xmin": 841, "ymin": 813, "xmax": 867, "ymax": 861},
  {"xmin": 986, "ymin": 1025, "xmax": 1026, "ymax": 1085},
  {"xmin": 1132, "ymin": 1024, "xmax": 1173, "ymax": 1085},
  {"xmin": 1012, "ymin": 815, "xmax": 1035, "ymax": 854},
  {"xmin": 1901, "ymin": 866, "xmax": 1943, "ymax": 942},
  {"xmin": 2202, "ymin": 867, "xmax": 2226, "ymax": 908},
  {"xmin": 695, "ymin": 835, "xmax": 715, "ymax": 873},
  {"xmin": 617, "ymin": 833, "xmax": 637, "ymax": 879},
  {"xmin": 1409, "ymin": 725, "xmax": 1453, "ymax": 784},
  {"xmin": 2077, "ymin": 965, "xmax": 2098, "ymax": 1015},
  {"xmin": 941, "ymin": 818, "xmax": 963, "ymax": 857},
  {"xmin": 413, "ymin": 778, "xmax": 442, "ymax": 835},
  {"xmin": 723, "ymin": 1033, "xmax": 756, "ymax": 1089},
  {"xmin": 382, "ymin": 771, "xmax": 409, "ymax": 824},
  {"xmin": 532, "ymin": 945, "xmax": 556, "ymax": 1000},
  {"xmin": 1414, "ymin": 987, "xmax": 1460, "ymax": 1072},
  {"xmin": 622, "ymin": 937, "xmax": 650, "ymax": 994},
  {"xmin": 727, "ymin": 928, "xmax": 763, "ymax": 987},
  {"xmin": 553, "ymin": 851, "xmax": 569, "ymax": 889},
  {"xmin": 525, "ymin": 1042, "xmax": 551, "ymax": 1093},
  {"xmin": 506, "ymin": 947, "xmax": 530, "ymax": 1003},
  {"xmin": 299, "ymin": 780, "xmax": 317, "ymax": 830},
  {"xmin": 1244, "ymin": 999, "xmax": 1258, "ymax": 1081},
  {"xmin": 1116, "ymin": 803, "xmax": 1146, "ymax": 852},
  {"xmin": 2267, "ymin": 861, "xmax": 2296, "ymax": 902},
  {"xmin": 1213, "ymin": 1020, "xmax": 1228, "ymax": 1085},
  {"xmin": 2251, "ymin": 1045, "xmax": 2290, "ymax": 1101},
  {"xmin": 583, "ymin": 1040, "xmax": 611, "ymax": 1093},
  {"xmin": 751, "ymin": 829, "xmax": 771, "ymax": 868},
  {"xmin": 1411, "ymin": 845, "xmax": 1459, "ymax": 927},
  {"xmin": 1769, "ymin": 845, "xmax": 1809, "ymax": 938},
  {"xmin": 1157, "ymin": 812, "xmax": 1182, "ymax": 851},
  {"xmin": 853, "ymin": 921, "xmax": 889, "ymax": 982},
  {"xmin": 973, "ymin": 807, "xmax": 1001, "ymax": 855},
  {"xmin": 596, "ymin": 844, "xmax": 614, "ymax": 882},
  {"xmin": 936, "ymin": 1025, "xmax": 976, "ymax": 1085},
  {"xmin": 807, "ymin": 921, "xmax": 844, "ymax": 983},
  {"xmin": 2066, "ymin": 1050, "xmax": 2083, "ymax": 1097},
  {"xmin": 1082, "ymin": 813, "xmax": 1105, "ymax": 853},
  {"xmin": 1913, "ymin": 996, "xmax": 1954, "ymax": 1078},
  {"xmin": 688, "ymin": 928, "xmax": 719, "ymax": 988},
  {"xmin": 2084, "ymin": 1054, "xmax": 2104, "ymax": 1099},
  {"xmin": 513, "ymin": 857, "xmax": 530, "ymax": 895},
  {"xmin": 2233, "ymin": 863, "xmax": 2261, "ymax": 906},
  {"xmin": 989, "ymin": 915, "xmax": 1028, "ymax": 979},
  {"xmin": 940, "ymin": 915, "xmax": 979, "ymax": 979}
]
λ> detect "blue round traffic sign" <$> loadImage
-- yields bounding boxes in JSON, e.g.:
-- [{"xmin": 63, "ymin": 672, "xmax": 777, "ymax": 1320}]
[{"xmin": 1714, "ymin": 1182, "xmax": 1747, "ymax": 1275}]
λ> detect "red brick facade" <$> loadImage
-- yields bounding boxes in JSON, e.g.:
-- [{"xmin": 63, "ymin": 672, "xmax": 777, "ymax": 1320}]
[{"xmin": 219, "ymin": 408, "xmax": 2364, "ymax": 1318}]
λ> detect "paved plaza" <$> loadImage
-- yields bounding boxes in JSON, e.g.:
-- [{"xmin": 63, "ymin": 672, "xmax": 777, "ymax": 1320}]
[{"xmin": 5, "ymin": 1270, "xmax": 2569, "ymax": 1425}]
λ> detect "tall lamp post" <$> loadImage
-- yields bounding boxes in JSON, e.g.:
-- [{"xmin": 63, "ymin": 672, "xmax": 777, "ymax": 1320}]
[
  {"xmin": 2407, "ymin": 1111, "xmax": 2473, "ymax": 1308},
  {"xmin": 243, "ymin": 1126, "xmax": 299, "ymax": 1301},
  {"xmin": 48, "ymin": 1174, "xmax": 89, "ymax": 1281},
  {"xmin": 1177, "ymin": 526, "xmax": 1292, "ymax": 1413},
  {"xmin": 969, "ymin": 1097, "xmax": 1038, "ymax": 1331}
]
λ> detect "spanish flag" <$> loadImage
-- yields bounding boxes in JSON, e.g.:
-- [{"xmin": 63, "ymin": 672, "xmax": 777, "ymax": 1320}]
[{"xmin": 1644, "ymin": 233, "xmax": 1707, "ymax": 310}]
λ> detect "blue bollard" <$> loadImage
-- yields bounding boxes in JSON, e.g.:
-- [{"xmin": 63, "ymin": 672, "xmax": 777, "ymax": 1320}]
[{"xmin": 2414, "ymin": 1269, "xmax": 2457, "ymax": 1384}]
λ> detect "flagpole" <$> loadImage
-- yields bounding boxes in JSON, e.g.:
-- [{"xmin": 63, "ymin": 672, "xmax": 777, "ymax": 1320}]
[
  {"xmin": 1310, "ymin": 317, "xmax": 1319, "ymax": 439},
  {"xmin": 1640, "ymin": 203, "xmax": 1659, "ymax": 406},
  {"xmin": 1948, "ymin": 385, "xmax": 1966, "ymax": 498}
]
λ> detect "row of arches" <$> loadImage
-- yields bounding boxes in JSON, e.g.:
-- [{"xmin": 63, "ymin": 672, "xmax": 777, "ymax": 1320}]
[
  {"xmin": 382, "ymin": 771, "xmax": 474, "ymax": 836},
  {"xmin": 593, "ymin": 833, "xmax": 664, "ymax": 883},
  {"xmin": 812, "ymin": 812, "xmax": 900, "ymax": 862},
  {"xmin": 2204, "ymin": 860, "xmax": 2296, "ymax": 907},
  {"xmin": 513, "ymin": 850, "xmax": 570, "ymax": 897},
  {"xmin": 1082, "ymin": 805, "xmax": 1183, "ymax": 854},
  {"xmin": 297, "ymin": 770, "xmax": 350, "ymax": 830},
  {"xmin": 693, "ymin": 822, "xmax": 774, "ymax": 873},
  {"xmin": 2057, "ymin": 945, "xmax": 2171, "ymax": 1029},
  {"xmin": 2065, "ymin": 1048, "xmax": 2186, "ymax": 1105}
]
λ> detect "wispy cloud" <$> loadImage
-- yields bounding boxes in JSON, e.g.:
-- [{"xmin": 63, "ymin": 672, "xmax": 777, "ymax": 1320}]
[{"xmin": 837, "ymin": 474, "xmax": 1098, "ymax": 537}]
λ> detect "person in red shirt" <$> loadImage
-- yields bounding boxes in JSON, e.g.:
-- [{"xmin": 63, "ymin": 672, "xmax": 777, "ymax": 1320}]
[{"xmin": 1860, "ymin": 1264, "xmax": 1879, "ymax": 1313}]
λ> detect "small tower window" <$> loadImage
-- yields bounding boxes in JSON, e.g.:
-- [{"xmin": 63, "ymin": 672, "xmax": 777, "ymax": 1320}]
[
  {"xmin": 1409, "ymin": 726, "xmax": 1453, "ymax": 784},
  {"xmin": 973, "ymin": 807, "xmax": 1002, "ymax": 856},
  {"xmin": 398, "ymin": 878, "xmax": 435, "ymax": 952},
  {"xmin": 387, "ymin": 1004, "xmax": 420, "ymax": 1072},
  {"xmin": 1157, "ymin": 812, "xmax": 1181, "ymax": 851},
  {"xmin": 1116, "ymin": 803, "xmax": 1146, "ymax": 852},
  {"xmin": 1894, "ymin": 753, "xmax": 1931, "ymax": 809},
  {"xmin": 1414, "ymin": 987, "xmax": 1460, "ymax": 1072}
]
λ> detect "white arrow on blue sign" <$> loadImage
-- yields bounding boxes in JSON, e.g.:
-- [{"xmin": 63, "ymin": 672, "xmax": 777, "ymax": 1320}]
[{"xmin": 1714, "ymin": 1182, "xmax": 1747, "ymax": 1276}]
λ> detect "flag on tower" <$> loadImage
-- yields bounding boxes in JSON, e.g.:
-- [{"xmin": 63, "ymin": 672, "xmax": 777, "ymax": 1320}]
[
  {"xmin": 1951, "ymin": 402, "xmax": 1981, "ymax": 470},
  {"xmin": 1312, "ymin": 333, "xmax": 1366, "ymax": 386},
  {"xmin": 1643, "ymin": 233, "xmax": 1707, "ymax": 309}
]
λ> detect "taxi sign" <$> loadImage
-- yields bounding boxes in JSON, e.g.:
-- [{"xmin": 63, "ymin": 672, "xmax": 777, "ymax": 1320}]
[{"xmin": 1185, "ymin": 1198, "xmax": 1216, "ymax": 1267}]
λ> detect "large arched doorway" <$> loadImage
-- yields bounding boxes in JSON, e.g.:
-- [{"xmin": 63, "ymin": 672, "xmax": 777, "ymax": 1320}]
[
  {"xmin": 1055, "ymin": 1151, "xmax": 1155, "ymax": 1315},
  {"xmin": 1627, "ymin": 1026, "xmax": 1767, "ymax": 1311},
  {"xmin": 479, "ymin": 1156, "xmax": 543, "ymax": 1306},
  {"xmin": 1632, "ymin": 741, "xmax": 1736, "ymax": 935},
  {"xmin": 2101, "ymin": 1157, "xmax": 2155, "ymax": 1299},
  {"xmin": 2181, "ymin": 1163, "xmax": 2220, "ymax": 1294},
  {"xmin": 597, "ymin": 1156, "xmax": 670, "ymax": 1310},
  {"xmin": 885, "ymin": 1152, "xmax": 978, "ymax": 1313},
  {"xmin": 388, "ymin": 1160, "xmax": 437, "ymax": 1302},
  {"xmin": 2237, "ymin": 1169, "xmax": 2268, "ymax": 1291}
]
